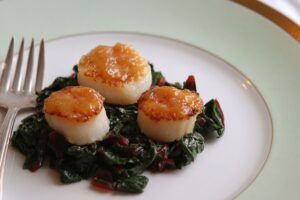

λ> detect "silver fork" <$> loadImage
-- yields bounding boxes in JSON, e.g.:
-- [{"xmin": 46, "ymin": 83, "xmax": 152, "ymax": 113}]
[{"xmin": 0, "ymin": 38, "xmax": 45, "ymax": 198}]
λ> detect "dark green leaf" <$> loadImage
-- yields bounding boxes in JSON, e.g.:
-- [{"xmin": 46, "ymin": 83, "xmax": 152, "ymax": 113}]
[
  {"xmin": 11, "ymin": 62, "xmax": 225, "ymax": 194},
  {"xmin": 150, "ymin": 63, "xmax": 164, "ymax": 86},
  {"xmin": 98, "ymin": 147, "xmax": 136, "ymax": 166},
  {"xmin": 12, "ymin": 113, "xmax": 45, "ymax": 153},
  {"xmin": 170, "ymin": 132, "xmax": 204, "ymax": 168},
  {"xmin": 194, "ymin": 99, "xmax": 225, "ymax": 138},
  {"xmin": 126, "ymin": 141, "xmax": 157, "ymax": 175},
  {"xmin": 60, "ymin": 170, "xmax": 82, "ymax": 184},
  {"xmin": 114, "ymin": 175, "xmax": 148, "ymax": 193},
  {"xmin": 62, "ymin": 145, "xmax": 98, "ymax": 178},
  {"xmin": 180, "ymin": 132, "xmax": 204, "ymax": 158}
]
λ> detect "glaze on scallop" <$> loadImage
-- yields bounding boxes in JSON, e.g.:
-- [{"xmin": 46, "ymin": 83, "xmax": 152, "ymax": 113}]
[
  {"xmin": 137, "ymin": 86, "xmax": 203, "ymax": 142},
  {"xmin": 78, "ymin": 43, "xmax": 152, "ymax": 105},
  {"xmin": 44, "ymin": 86, "xmax": 110, "ymax": 145}
]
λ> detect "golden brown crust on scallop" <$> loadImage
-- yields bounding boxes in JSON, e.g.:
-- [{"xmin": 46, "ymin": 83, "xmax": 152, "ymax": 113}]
[
  {"xmin": 79, "ymin": 43, "xmax": 149, "ymax": 87},
  {"xmin": 138, "ymin": 86, "xmax": 203, "ymax": 121},
  {"xmin": 44, "ymin": 86, "xmax": 104, "ymax": 123}
]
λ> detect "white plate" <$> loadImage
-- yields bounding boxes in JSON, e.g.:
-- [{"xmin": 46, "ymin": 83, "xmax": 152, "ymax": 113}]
[{"xmin": 3, "ymin": 33, "xmax": 272, "ymax": 200}]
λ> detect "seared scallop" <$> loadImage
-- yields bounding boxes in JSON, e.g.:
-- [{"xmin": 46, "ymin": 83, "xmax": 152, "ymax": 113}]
[
  {"xmin": 78, "ymin": 43, "xmax": 152, "ymax": 105},
  {"xmin": 137, "ymin": 86, "xmax": 203, "ymax": 142},
  {"xmin": 44, "ymin": 86, "xmax": 110, "ymax": 145}
]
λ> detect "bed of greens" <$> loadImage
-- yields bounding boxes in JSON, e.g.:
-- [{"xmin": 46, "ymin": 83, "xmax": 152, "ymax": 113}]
[{"xmin": 12, "ymin": 64, "xmax": 225, "ymax": 193}]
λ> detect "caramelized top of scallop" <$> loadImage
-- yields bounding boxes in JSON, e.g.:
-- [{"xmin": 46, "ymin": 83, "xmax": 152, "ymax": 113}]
[
  {"xmin": 138, "ymin": 86, "xmax": 203, "ymax": 121},
  {"xmin": 44, "ymin": 86, "xmax": 104, "ymax": 123},
  {"xmin": 79, "ymin": 43, "xmax": 150, "ymax": 87}
]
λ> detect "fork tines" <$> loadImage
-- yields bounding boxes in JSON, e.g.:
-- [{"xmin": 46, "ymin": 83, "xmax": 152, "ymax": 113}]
[{"xmin": 0, "ymin": 38, "xmax": 45, "ymax": 94}]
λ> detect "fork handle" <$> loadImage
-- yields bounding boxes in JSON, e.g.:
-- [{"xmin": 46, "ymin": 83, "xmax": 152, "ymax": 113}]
[{"xmin": 0, "ymin": 107, "xmax": 19, "ymax": 199}]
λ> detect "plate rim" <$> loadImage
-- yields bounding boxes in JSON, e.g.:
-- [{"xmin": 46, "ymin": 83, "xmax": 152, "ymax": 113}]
[
  {"xmin": 232, "ymin": 0, "xmax": 300, "ymax": 42},
  {"xmin": 2, "ymin": 31, "xmax": 274, "ymax": 199}
]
